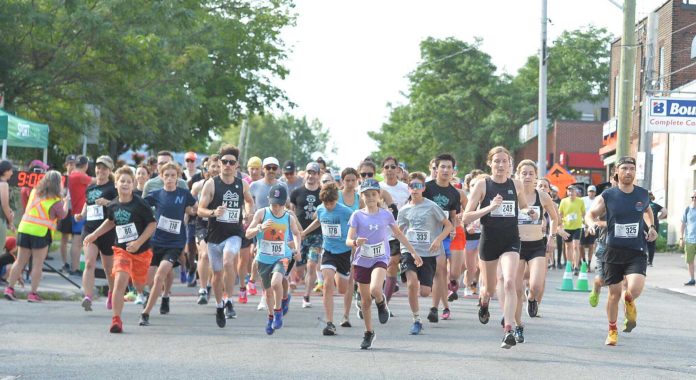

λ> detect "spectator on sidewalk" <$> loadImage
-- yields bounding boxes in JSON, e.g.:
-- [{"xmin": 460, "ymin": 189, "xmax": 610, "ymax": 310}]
[
  {"xmin": 0, "ymin": 161, "xmax": 16, "ymax": 249},
  {"xmin": 0, "ymin": 236, "xmax": 18, "ymax": 283},
  {"xmin": 681, "ymin": 190, "xmax": 696, "ymax": 286}
]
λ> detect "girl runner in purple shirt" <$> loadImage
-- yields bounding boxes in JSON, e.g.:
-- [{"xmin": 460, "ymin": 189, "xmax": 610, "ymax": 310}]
[{"xmin": 346, "ymin": 179, "xmax": 421, "ymax": 350}]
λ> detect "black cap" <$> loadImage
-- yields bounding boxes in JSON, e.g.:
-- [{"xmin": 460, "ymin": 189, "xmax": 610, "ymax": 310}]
[
  {"xmin": 268, "ymin": 184, "xmax": 288, "ymax": 205},
  {"xmin": 616, "ymin": 156, "xmax": 636, "ymax": 168},
  {"xmin": 283, "ymin": 160, "xmax": 296, "ymax": 173},
  {"xmin": 75, "ymin": 155, "xmax": 89, "ymax": 167},
  {"xmin": 65, "ymin": 154, "xmax": 77, "ymax": 164}
]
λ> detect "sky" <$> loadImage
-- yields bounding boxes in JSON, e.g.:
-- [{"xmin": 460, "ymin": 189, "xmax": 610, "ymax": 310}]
[{"xmin": 276, "ymin": 0, "xmax": 665, "ymax": 168}]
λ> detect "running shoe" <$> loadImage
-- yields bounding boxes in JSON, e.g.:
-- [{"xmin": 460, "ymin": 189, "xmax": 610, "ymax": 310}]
[
  {"xmin": 527, "ymin": 299, "xmax": 538, "ymax": 318},
  {"xmin": 478, "ymin": 300, "xmax": 490, "ymax": 324},
  {"xmin": 323, "ymin": 321, "xmax": 337, "ymax": 336},
  {"xmin": 4, "ymin": 286, "xmax": 16, "ymax": 301},
  {"xmin": 206, "ymin": 285, "xmax": 211, "ymax": 298},
  {"xmin": 224, "ymin": 300, "xmax": 236, "ymax": 319},
  {"xmin": 27, "ymin": 292, "xmax": 42, "ymax": 303},
  {"xmin": 463, "ymin": 287, "xmax": 473, "ymax": 297},
  {"xmin": 447, "ymin": 290, "xmax": 458, "ymax": 302},
  {"xmin": 272, "ymin": 309, "xmax": 283, "ymax": 330},
  {"xmin": 684, "ymin": 279, "xmax": 696, "ymax": 286},
  {"xmin": 514, "ymin": 325, "xmax": 525, "ymax": 343},
  {"xmin": 81, "ymin": 297, "xmax": 93, "ymax": 312},
  {"xmin": 216, "ymin": 307, "xmax": 226, "ymax": 328},
  {"xmin": 524, "ymin": 287, "xmax": 530, "ymax": 301},
  {"xmin": 110, "ymin": 316, "xmax": 123, "ymax": 333},
  {"xmin": 180, "ymin": 269, "xmax": 187, "ymax": 284},
  {"xmin": 623, "ymin": 300, "xmax": 637, "ymax": 333},
  {"xmin": 139, "ymin": 313, "xmax": 150, "ymax": 326},
  {"xmin": 605, "ymin": 329, "xmax": 618, "ymax": 346},
  {"xmin": 238, "ymin": 290, "xmax": 248, "ymax": 304},
  {"xmin": 340, "ymin": 316, "xmax": 351, "ymax": 328},
  {"xmin": 258, "ymin": 297, "xmax": 268, "ymax": 311},
  {"xmin": 248, "ymin": 280, "xmax": 258, "ymax": 295},
  {"xmin": 410, "ymin": 321, "xmax": 423, "ymax": 335},
  {"xmin": 160, "ymin": 297, "xmax": 170, "ymax": 315},
  {"xmin": 302, "ymin": 296, "xmax": 312, "ymax": 308},
  {"xmin": 442, "ymin": 308, "xmax": 451, "ymax": 320},
  {"xmin": 313, "ymin": 281, "xmax": 323, "ymax": 293},
  {"xmin": 501, "ymin": 330, "xmax": 516, "ymax": 349},
  {"xmin": 125, "ymin": 290, "xmax": 136, "ymax": 302},
  {"xmin": 134, "ymin": 293, "xmax": 146, "ymax": 305},
  {"xmin": 360, "ymin": 330, "xmax": 376, "ymax": 350},
  {"xmin": 281, "ymin": 294, "xmax": 291, "ymax": 316},
  {"xmin": 377, "ymin": 301, "xmax": 390, "ymax": 324},
  {"xmin": 197, "ymin": 289, "xmax": 208, "ymax": 305},
  {"xmin": 589, "ymin": 291, "xmax": 599, "ymax": 308},
  {"xmin": 265, "ymin": 318, "xmax": 274, "ymax": 335},
  {"xmin": 500, "ymin": 316, "xmax": 505, "ymax": 327},
  {"xmin": 427, "ymin": 307, "xmax": 438, "ymax": 323},
  {"xmin": 106, "ymin": 291, "xmax": 113, "ymax": 310}
]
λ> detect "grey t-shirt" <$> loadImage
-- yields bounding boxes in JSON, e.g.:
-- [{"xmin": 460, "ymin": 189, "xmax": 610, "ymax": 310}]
[
  {"xmin": 397, "ymin": 198, "xmax": 447, "ymax": 257},
  {"xmin": 249, "ymin": 179, "xmax": 288, "ymax": 210},
  {"xmin": 279, "ymin": 177, "xmax": 304, "ymax": 196},
  {"xmin": 142, "ymin": 176, "xmax": 188, "ymax": 197}
]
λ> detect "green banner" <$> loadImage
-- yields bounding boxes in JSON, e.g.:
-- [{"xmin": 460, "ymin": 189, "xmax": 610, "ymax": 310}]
[
  {"xmin": 0, "ymin": 110, "xmax": 49, "ymax": 149},
  {"xmin": 0, "ymin": 115, "xmax": 7, "ymax": 139}
]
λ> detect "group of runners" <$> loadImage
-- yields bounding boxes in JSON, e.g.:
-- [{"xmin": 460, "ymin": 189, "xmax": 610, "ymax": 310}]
[{"xmin": 1, "ymin": 144, "xmax": 659, "ymax": 350}]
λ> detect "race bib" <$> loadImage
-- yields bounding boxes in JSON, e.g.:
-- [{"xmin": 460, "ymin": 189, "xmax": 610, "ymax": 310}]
[
  {"xmin": 490, "ymin": 200, "xmax": 516, "ymax": 217},
  {"xmin": 217, "ymin": 208, "xmax": 240, "ymax": 223},
  {"xmin": 407, "ymin": 229, "xmax": 430, "ymax": 245},
  {"xmin": 86, "ymin": 205, "xmax": 104, "ymax": 222},
  {"xmin": 260, "ymin": 239, "xmax": 286, "ymax": 256},
  {"xmin": 518, "ymin": 206, "xmax": 541, "ymax": 225},
  {"xmin": 614, "ymin": 223, "xmax": 639, "ymax": 239},
  {"xmin": 321, "ymin": 223, "xmax": 341, "ymax": 238},
  {"xmin": 360, "ymin": 242, "xmax": 385, "ymax": 258},
  {"xmin": 116, "ymin": 223, "xmax": 138, "ymax": 244},
  {"xmin": 157, "ymin": 215, "xmax": 181, "ymax": 234},
  {"xmin": 566, "ymin": 213, "xmax": 578, "ymax": 222}
]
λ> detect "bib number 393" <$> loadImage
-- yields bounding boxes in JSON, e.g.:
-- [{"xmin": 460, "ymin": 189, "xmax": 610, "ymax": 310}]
[
  {"xmin": 116, "ymin": 223, "xmax": 138, "ymax": 244},
  {"xmin": 614, "ymin": 223, "xmax": 639, "ymax": 239},
  {"xmin": 491, "ymin": 200, "xmax": 515, "ymax": 217}
]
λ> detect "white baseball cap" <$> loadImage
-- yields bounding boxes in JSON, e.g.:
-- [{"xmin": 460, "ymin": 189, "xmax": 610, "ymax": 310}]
[
  {"xmin": 588, "ymin": 185, "xmax": 597, "ymax": 192},
  {"xmin": 262, "ymin": 157, "xmax": 279, "ymax": 167}
]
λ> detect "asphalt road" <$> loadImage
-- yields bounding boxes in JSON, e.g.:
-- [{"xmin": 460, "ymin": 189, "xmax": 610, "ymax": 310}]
[{"xmin": 2, "ymin": 273, "xmax": 696, "ymax": 379}]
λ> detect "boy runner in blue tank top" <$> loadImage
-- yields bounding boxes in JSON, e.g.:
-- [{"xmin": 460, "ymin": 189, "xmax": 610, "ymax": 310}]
[
  {"xmin": 302, "ymin": 182, "xmax": 354, "ymax": 336},
  {"xmin": 246, "ymin": 184, "xmax": 302, "ymax": 335},
  {"xmin": 586, "ymin": 156, "xmax": 657, "ymax": 346}
]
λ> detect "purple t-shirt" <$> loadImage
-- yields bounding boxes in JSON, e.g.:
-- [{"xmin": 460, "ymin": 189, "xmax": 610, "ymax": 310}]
[{"xmin": 349, "ymin": 208, "xmax": 395, "ymax": 268}]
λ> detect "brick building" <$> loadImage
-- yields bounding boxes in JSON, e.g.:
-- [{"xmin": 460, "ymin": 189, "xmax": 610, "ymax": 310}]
[{"xmin": 603, "ymin": 0, "xmax": 696, "ymax": 243}]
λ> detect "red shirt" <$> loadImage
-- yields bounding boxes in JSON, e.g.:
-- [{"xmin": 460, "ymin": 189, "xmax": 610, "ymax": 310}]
[{"xmin": 68, "ymin": 171, "xmax": 92, "ymax": 213}]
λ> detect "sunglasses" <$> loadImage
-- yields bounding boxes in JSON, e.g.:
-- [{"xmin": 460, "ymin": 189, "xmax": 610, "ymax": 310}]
[
  {"xmin": 383, "ymin": 165, "xmax": 397, "ymax": 170},
  {"xmin": 408, "ymin": 182, "xmax": 425, "ymax": 190},
  {"xmin": 360, "ymin": 172, "xmax": 374, "ymax": 178},
  {"xmin": 221, "ymin": 159, "xmax": 237, "ymax": 166},
  {"xmin": 185, "ymin": 159, "xmax": 195, "ymax": 163},
  {"xmin": 265, "ymin": 166, "xmax": 278, "ymax": 171}
]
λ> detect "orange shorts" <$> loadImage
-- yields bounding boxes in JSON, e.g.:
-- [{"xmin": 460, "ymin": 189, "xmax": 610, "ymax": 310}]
[
  {"xmin": 112, "ymin": 247, "xmax": 153, "ymax": 286},
  {"xmin": 449, "ymin": 226, "xmax": 467, "ymax": 251}
]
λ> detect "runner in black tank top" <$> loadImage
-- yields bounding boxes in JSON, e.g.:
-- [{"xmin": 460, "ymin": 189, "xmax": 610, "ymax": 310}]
[
  {"xmin": 207, "ymin": 176, "xmax": 245, "ymax": 244},
  {"xmin": 585, "ymin": 156, "xmax": 657, "ymax": 346},
  {"xmin": 463, "ymin": 146, "xmax": 535, "ymax": 349}
]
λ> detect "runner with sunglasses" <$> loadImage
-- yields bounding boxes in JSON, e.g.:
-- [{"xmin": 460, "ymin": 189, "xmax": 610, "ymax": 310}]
[{"xmin": 198, "ymin": 145, "xmax": 255, "ymax": 327}]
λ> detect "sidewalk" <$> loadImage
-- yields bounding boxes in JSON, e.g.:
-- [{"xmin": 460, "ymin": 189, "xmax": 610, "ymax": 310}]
[{"xmin": 643, "ymin": 251, "xmax": 696, "ymax": 298}]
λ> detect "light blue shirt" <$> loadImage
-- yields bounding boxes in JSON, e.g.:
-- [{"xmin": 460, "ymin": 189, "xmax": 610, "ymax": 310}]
[{"xmin": 682, "ymin": 206, "xmax": 696, "ymax": 244}]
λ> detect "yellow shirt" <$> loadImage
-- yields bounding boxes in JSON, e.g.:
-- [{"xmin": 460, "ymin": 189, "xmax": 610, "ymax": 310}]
[{"xmin": 559, "ymin": 197, "xmax": 585, "ymax": 230}]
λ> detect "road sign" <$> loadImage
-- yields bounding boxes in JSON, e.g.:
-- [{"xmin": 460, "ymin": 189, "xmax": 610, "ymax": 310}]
[{"xmin": 545, "ymin": 163, "xmax": 576, "ymax": 198}]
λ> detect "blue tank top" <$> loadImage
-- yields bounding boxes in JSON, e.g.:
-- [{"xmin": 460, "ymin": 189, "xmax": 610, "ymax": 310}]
[
  {"xmin": 338, "ymin": 190, "xmax": 360, "ymax": 212},
  {"xmin": 603, "ymin": 186, "xmax": 649, "ymax": 253},
  {"xmin": 255, "ymin": 208, "xmax": 292, "ymax": 264}
]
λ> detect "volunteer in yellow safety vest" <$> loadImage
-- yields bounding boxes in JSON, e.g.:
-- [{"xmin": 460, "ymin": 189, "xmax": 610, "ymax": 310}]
[{"xmin": 3, "ymin": 171, "xmax": 69, "ymax": 302}]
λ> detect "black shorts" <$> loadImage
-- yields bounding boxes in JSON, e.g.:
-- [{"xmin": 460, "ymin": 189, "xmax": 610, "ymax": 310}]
[
  {"xmin": 353, "ymin": 261, "xmax": 387, "ymax": 284},
  {"xmin": 82, "ymin": 229, "xmax": 115, "ymax": 256},
  {"xmin": 151, "ymin": 246, "xmax": 182, "ymax": 267},
  {"xmin": 519, "ymin": 239, "xmax": 546, "ymax": 262},
  {"xmin": 320, "ymin": 250, "xmax": 352, "ymax": 278},
  {"xmin": 195, "ymin": 227, "xmax": 207, "ymax": 243},
  {"xmin": 580, "ymin": 229, "xmax": 597, "ymax": 245},
  {"xmin": 564, "ymin": 229, "xmax": 581, "ymax": 242},
  {"xmin": 389, "ymin": 239, "xmax": 401, "ymax": 257},
  {"xmin": 58, "ymin": 217, "xmax": 73, "ymax": 235},
  {"xmin": 186, "ymin": 222, "xmax": 196, "ymax": 244},
  {"xmin": 602, "ymin": 247, "xmax": 647, "ymax": 286},
  {"xmin": 479, "ymin": 232, "xmax": 520, "ymax": 262},
  {"xmin": 241, "ymin": 236, "xmax": 254, "ymax": 249},
  {"xmin": 400, "ymin": 253, "xmax": 437, "ymax": 288},
  {"xmin": 17, "ymin": 231, "xmax": 52, "ymax": 250}
]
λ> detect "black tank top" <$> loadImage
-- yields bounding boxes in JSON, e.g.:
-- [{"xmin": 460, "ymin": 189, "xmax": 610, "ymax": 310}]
[
  {"xmin": 518, "ymin": 190, "xmax": 543, "ymax": 226},
  {"xmin": 604, "ymin": 186, "xmax": 649, "ymax": 252},
  {"xmin": 480, "ymin": 177, "xmax": 518, "ymax": 233},
  {"xmin": 206, "ymin": 176, "xmax": 245, "ymax": 244}
]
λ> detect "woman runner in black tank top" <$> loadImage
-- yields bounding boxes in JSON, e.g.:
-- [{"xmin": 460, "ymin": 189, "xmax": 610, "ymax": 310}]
[{"xmin": 463, "ymin": 146, "xmax": 536, "ymax": 349}]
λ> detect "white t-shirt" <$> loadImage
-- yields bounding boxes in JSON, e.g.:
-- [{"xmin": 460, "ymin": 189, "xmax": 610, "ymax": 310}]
[
  {"xmin": 380, "ymin": 180, "xmax": 410, "ymax": 210},
  {"xmin": 582, "ymin": 196, "xmax": 596, "ymax": 220}
]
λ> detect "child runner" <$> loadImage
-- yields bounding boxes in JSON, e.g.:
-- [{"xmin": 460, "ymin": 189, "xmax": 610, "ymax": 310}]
[
  {"xmin": 84, "ymin": 166, "xmax": 156, "ymax": 333},
  {"xmin": 397, "ymin": 172, "xmax": 451, "ymax": 335},
  {"xmin": 346, "ymin": 179, "xmax": 421, "ymax": 349},
  {"xmin": 245, "ymin": 184, "xmax": 301, "ymax": 335}
]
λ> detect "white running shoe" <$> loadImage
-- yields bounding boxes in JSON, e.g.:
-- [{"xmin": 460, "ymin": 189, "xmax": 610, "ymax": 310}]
[
  {"xmin": 302, "ymin": 298, "xmax": 312, "ymax": 308},
  {"xmin": 134, "ymin": 293, "xmax": 146, "ymax": 305},
  {"xmin": 257, "ymin": 297, "xmax": 267, "ymax": 311}
]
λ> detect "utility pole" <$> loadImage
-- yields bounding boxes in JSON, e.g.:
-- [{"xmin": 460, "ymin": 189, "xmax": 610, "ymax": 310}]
[
  {"xmin": 616, "ymin": 0, "xmax": 636, "ymax": 158},
  {"xmin": 238, "ymin": 118, "xmax": 248, "ymax": 164},
  {"xmin": 638, "ymin": 12, "xmax": 658, "ymax": 189},
  {"xmin": 538, "ymin": 0, "xmax": 548, "ymax": 176}
]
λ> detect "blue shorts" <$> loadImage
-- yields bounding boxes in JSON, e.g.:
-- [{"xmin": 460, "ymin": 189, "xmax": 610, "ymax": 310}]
[
  {"xmin": 71, "ymin": 215, "xmax": 86, "ymax": 235},
  {"xmin": 465, "ymin": 239, "xmax": 480, "ymax": 251},
  {"xmin": 298, "ymin": 234, "xmax": 322, "ymax": 266},
  {"xmin": 443, "ymin": 235, "xmax": 452, "ymax": 258}
]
